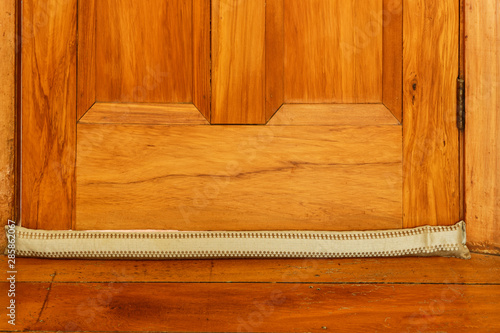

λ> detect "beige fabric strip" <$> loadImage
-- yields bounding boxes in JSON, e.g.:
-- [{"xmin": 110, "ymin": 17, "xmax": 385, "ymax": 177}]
[{"xmin": 4, "ymin": 222, "xmax": 471, "ymax": 259}]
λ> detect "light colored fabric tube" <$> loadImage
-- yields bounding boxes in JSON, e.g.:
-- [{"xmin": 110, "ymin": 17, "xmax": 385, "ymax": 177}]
[{"xmin": 4, "ymin": 221, "xmax": 471, "ymax": 259}]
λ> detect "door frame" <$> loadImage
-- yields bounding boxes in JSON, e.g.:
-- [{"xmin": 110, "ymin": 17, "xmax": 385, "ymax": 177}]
[{"xmin": 12, "ymin": 0, "xmax": 463, "ymax": 232}]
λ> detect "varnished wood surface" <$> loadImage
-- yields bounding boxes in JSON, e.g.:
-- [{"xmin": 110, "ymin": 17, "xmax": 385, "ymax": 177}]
[
  {"xmin": 265, "ymin": 0, "xmax": 285, "ymax": 121},
  {"xmin": 76, "ymin": 107, "xmax": 402, "ymax": 230},
  {"xmin": 0, "ymin": 0, "xmax": 16, "ymax": 224},
  {"xmin": 79, "ymin": 103, "xmax": 209, "ymax": 125},
  {"xmin": 15, "ymin": 1, "xmax": 468, "ymax": 233},
  {"xmin": 192, "ymin": 0, "xmax": 211, "ymax": 120},
  {"xmin": 402, "ymin": 0, "xmax": 460, "ymax": 227},
  {"xmin": 79, "ymin": 103, "xmax": 400, "ymax": 128},
  {"xmin": 465, "ymin": 0, "xmax": 500, "ymax": 255},
  {"xmin": 77, "ymin": 0, "xmax": 96, "ymax": 120},
  {"xmin": 95, "ymin": 0, "xmax": 193, "ymax": 103},
  {"xmin": 268, "ymin": 104, "xmax": 400, "ymax": 126},
  {"xmin": 284, "ymin": 0, "xmax": 383, "ymax": 103},
  {"xmin": 21, "ymin": 0, "xmax": 77, "ymax": 229},
  {"xmin": 0, "ymin": 282, "xmax": 51, "ymax": 331},
  {"xmin": 0, "ymin": 254, "xmax": 499, "ymax": 332},
  {"xmin": 211, "ymin": 0, "xmax": 266, "ymax": 124},
  {"xmin": 382, "ymin": 0, "xmax": 403, "ymax": 122},
  {"xmin": 2, "ymin": 283, "xmax": 498, "ymax": 332},
  {"xmin": 7, "ymin": 254, "xmax": 500, "ymax": 284}
]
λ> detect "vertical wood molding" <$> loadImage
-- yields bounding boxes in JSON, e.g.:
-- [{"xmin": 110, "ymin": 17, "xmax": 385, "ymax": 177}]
[
  {"xmin": 193, "ymin": 0, "xmax": 211, "ymax": 120},
  {"xmin": 265, "ymin": 0, "xmax": 284, "ymax": 121},
  {"xmin": 465, "ymin": 0, "xmax": 500, "ymax": 254},
  {"xmin": 382, "ymin": 0, "xmax": 403, "ymax": 122},
  {"xmin": 21, "ymin": 0, "xmax": 77, "ymax": 229},
  {"xmin": 77, "ymin": 0, "xmax": 96, "ymax": 120},
  {"xmin": 403, "ymin": 0, "xmax": 460, "ymax": 227},
  {"xmin": 0, "ymin": 0, "xmax": 16, "ymax": 227}
]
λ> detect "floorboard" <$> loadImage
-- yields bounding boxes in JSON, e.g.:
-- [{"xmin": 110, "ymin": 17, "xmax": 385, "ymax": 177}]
[
  {"xmin": 0, "ymin": 255, "xmax": 498, "ymax": 332},
  {"xmin": 1, "ymin": 283, "xmax": 498, "ymax": 332},
  {"xmin": 6, "ymin": 254, "xmax": 500, "ymax": 284}
]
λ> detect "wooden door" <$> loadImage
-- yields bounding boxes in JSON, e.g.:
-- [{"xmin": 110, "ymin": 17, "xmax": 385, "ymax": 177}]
[{"xmin": 20, "ymin": 0, "xmax": 460, "ymax": 231}]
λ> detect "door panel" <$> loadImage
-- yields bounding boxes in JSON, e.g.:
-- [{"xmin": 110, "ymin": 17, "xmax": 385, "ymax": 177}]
[
  {"xmin": 211, "ymin": 0, "xmax": 267, "ymax": 124},
  {"xmin": 95, "ymin": 0, "xmax": 193, "ymax": 103},
  {"xmin": 284, "ymin": 0, "xmax": 383, "ymax": 103},
  {"xmin": 76, "ymin": 104, "xmax": 401, "ymax": 231}
]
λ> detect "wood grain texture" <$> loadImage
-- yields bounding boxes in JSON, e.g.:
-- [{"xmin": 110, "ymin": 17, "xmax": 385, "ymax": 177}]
[
  {"xmin": 353, "ymin": 0, "xmax": 384, "ymax": 102},
  {"xmin": 459, "ymin": 0, "xmax": 465, "ymax": 222},
  {"xmin": 3, "ymin": 254, "xmax": 499, "ymax": 331},
  {"xmin": 211, "ymin": 0, "xmax": 266, "ymax": 124},
  {"xmin": 403, "ymin": 0, "xmax": 460, "ymax": 227},
  {"xmin": 95, "ymin": 0, "xmax": 193, "ymax": 103},
  {"xmin": 0, "ymin": 282, "xmax": 51, "ymax": 331},
  {"xmin": 77, "ymin": 0, "xmax": 96, "ymax": 120},
  {"xmin": 284, "ymin": 0, "xmax": 383, "ymax": 103},
  {"xmin": 6, "ymin": 254, "xmax": 500, "ymax": 284},
  {"xmin": 265, "ymin": 0, "xmax": 285, "ymax": 121},
  {"xmin": 76, "ymin": 121, "xmax": 402, "ymax": 231},
  {"xmin": 382, "ymin": 0, "xmax": 403, "ymax": 122},
  {"xmin": 193, "ymin": 0, "xmax": 211, "ymax": 120},
  {"xmin": 268, "ymin": 104, "xmax": 400, "ymax": 126},
  {"xmin": 5, "ymin": 282, "xmax": 499, "ymax": 332},
  {"xmin": 465, "ymin": 0, "xmax": 500, "ymax": 255},
  {"xmin": 79, "ymin": 103, "xmax": 209, "ymax": 125},
  {"xmin": 22, "ymin": 0, "xmax": 77, "ymax": 230},
  {"xmin": 0, "ymin": 231, "xmax": 5, "ymax": 254},
  {"xmin": 0, "ymin": 0, "xmax": 16, "ymax": 225},
  {"xmin": 4, "ymin": 254, "xmax": 499, "ymax": 331}
]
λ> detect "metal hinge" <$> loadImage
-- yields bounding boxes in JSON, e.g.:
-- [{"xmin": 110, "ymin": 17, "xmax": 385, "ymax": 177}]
[{"xmin": 457, "ymin": 78, "xmax": 465, "ymax": 131}]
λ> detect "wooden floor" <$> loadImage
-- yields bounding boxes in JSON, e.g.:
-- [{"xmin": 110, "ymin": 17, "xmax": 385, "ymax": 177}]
[{"xmin": 1, "ymin": 254, "xmax": 499, "ymax": 332}]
